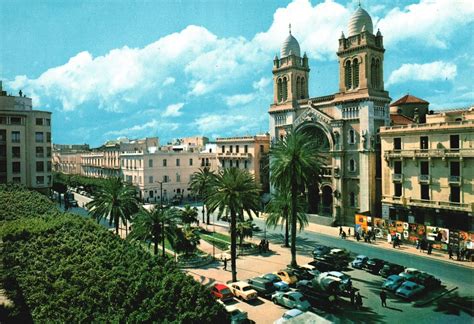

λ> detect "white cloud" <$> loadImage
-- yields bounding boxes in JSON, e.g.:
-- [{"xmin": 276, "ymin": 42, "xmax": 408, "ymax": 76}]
[
  {"xmin": 377, "ymin": 0, "xmax": 474, "ymax": 48},
  {"xmin": 224, "ymin": 93, "xmax": 255, "ymax": 107},
  {"xmin": 253, "ymin": 77, "xmax": 272, "ymax": 91},
  {"xmin": 163, "ymin": 77, "xmax": 176, "ymax": 86},
  {"xmin": 194, "ymin": 114, "xmax": 248, "ymax": 133},
  {"xmin": 163, "ymin": 102, "xmax": 184, "ymax": 117},
  {"xmin": 106, "ymin": 119, "xmax": 178, "ymax": 137},
  {"xmin": 387, "ymin": 61, "xmax": 457, "ymax": 86}
]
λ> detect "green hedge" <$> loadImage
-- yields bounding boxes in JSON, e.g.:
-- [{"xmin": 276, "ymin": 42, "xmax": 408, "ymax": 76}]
[{"xmin": 1, "ymin": 185, "xmax": 227, "ymax": 323}]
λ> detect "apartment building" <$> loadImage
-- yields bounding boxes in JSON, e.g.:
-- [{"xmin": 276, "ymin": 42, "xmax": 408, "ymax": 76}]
[
  {"xmin": 0, "ymin": 82, "xmax": 52, "ymax": 193},
  {"xmin": 380, "ymin": 107, "xmax": 474, "ymax": 231},
  {"xmin": 216, "ymin": 134, "xmax": 270, "ymax": 192}
]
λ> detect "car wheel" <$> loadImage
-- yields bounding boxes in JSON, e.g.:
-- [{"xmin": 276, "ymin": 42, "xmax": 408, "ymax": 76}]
[{"xmin": 272, "ymin": 298, "xmax": 277, "ymax": 304}]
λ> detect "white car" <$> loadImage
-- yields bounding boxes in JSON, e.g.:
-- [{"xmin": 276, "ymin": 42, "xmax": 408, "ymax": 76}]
[
  {"xmin": 321, "ymin": 271, "xmax": 352, "ymax": 290},
  {"xmin": 274, "ymin": 309, "xmax": 304, "ymax": 324},
  {"xmin": 228, "ymin": 281, "xmax": 258, "ymax": 301},
  {"xmin": 225, "ymin": 305, "xmax": 248, "ymax": 324}
]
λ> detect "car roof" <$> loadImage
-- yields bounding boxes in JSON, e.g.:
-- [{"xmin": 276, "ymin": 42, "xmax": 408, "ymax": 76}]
[
  {"xmin": 287, "ymin": 291, "xmax": 303, "ymax": 297},
  {"xmin": 327, "ymin": 271, "xmax": 344, "ymax": 276},
  {"xmin": 232, "ymin": 281, "xmax": 249, "ymax": 286},
  {"xmin": 285, "ymin": 309, "xmax": 304, "ymax": 317},
  {"xmin": 402, "ymin": 281, "xmax": 418, "ymax": 287},
  {"xmin": 356, "ymin": 255, "xmax": 367, "ymax": 258},
  {"xmin": 214, "ymin": 283, "xmax": 229, "ymax": 290},
  {"xmin": 387, "ymin": 275, "xmax": 403, "ymax": 280},
  {"xmin": 405, "ymin": 268, "xmax": 419, "ymax": 272}
]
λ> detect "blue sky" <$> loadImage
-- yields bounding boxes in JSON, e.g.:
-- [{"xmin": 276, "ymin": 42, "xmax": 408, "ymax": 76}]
[{"xmin": 1, "ymin": 0, "xmax": 473, "ymax": 147}]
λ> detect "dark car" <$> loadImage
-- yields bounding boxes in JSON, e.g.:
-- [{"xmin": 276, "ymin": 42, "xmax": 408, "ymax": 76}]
[
  {"xmin": 411, "ymin": 272, "xmax": 442, "ymax": 289},
  {"xmin": 312, "ymin": 245, "xmax": 332, "ymax": 259},
  {"xmin": 247, "ymin": 277, "xmax": 276, "ymax": 298},
  {"xmin": 379, "ymin": 263, "xmax": 405, "ymax": 278},
  {"xmin": 365, "ymin": 258, "xmax": 385, "ymax": 274},
  {"xmin": 308, "ymin": 260, "xmax": 337, "ymax": 272},
  {"xmin": 287, "ymin": 266, "xmax": 316, "ymax": 281}
]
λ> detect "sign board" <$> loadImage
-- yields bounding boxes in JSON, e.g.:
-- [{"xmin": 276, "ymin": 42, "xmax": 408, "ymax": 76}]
[{"xmin": 382, "ymin": 204, "xmax": 390, "ymax": 219}]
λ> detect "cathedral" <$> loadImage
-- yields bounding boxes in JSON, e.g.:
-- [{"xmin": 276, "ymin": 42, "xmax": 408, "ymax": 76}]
[{"xmin": 268, "ymin": 5, "xmax": 391, "ymax": 225}]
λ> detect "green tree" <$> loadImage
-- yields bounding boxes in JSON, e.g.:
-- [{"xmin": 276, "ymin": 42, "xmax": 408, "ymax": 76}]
[
  {"xmin": 189, "ymin": 167, "xmax": 216, "ymax": 225},
  {"xmin": 86, "ymin": 177, "xmax": 139, "ymax": 235},
  {"xmin": 236, "ymin": 220, "xmax": 253, "ymax": 247},
  {"xmin": 206, "ymin": 168, "xmax": 260, "ymax": 282},
  {"xmin": 270, "ymin": 129, "xmax": 323, "ymax": 267},
  {"xmin": 265, "ymin": 189, "xmax": 309, "ymax": 248},
  {"xmin": 129, "ymin": 206, "xmax": 181, "ymax": 256},
  {"xmin": 180, "ymin": 205, "xmax": 199, "ymax": 226},
  {"xmin": 173, "ymin": 225, "xmax": 201, "ymax": 256}
]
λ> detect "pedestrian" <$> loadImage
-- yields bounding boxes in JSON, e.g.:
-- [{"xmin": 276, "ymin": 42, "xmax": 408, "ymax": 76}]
[
  {"xmin": 460, "ymin": 247, "xmax": 466, "ymax": 261},
  {"xmin": 416, "ymin": 239, "xmax": 420, "ymax": 250},
  {"xmin": 223, "ymin": 257, "xmax": 228, "ymax": 270},
  {"xmin": 372, "ymin": 231, "xmax": 376, "ymax": 242},
  {"xmin": 265, "ymin": 239, "xmax": 269, "ymax": 252},
  {"xmin": 427, "ymin": 243, "xmax": 433, "ymax": 255},
  {"xmin": 339, "ymin": 226, "xmax": 343, "ymax": 236},
  {"xmin": 448, "ymin": 245, "xmax": 453, "ymax": 259},
  {"xmin": 356, "ymin": 232, "xmax": 360, "ymax": 242},
  {"xmin": 342, "ymin": 231, "xmax": 347, "ymax": 239},
  {"xmin": 456, "ymin": 247, "xmax": 460, "ymax": 260},
  {"xmin": 380, "ymin": 290, "xmax": 387, "ymax": 307},
  {"xmin": 367, "ymin": 231, "xmax": 372, "ymax": 244},
  {"xmin": 348, "ymin": 228, "xmax": 351, "ymax": 237},
  {"xmin": 356, "ymin": 292, "xmax": 363, "ymax": 310},
  {"xmin": 350, "ymin": 288, "xmax": 355, "ymax": 305}
]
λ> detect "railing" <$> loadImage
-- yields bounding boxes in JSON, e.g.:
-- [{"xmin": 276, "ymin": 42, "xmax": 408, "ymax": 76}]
[
  {"xmin": 381, "ymin": 195, "xmax": 472, "ymax": 212},
  {"xmin": 393, "ymin": 173, "xmax": 403, "ymax": 182},
  {"xmin": 385, "ymin": 148, "xmax": 474, "ymax": 159},
  {"xmin": 380, "ymin": 119, "xmax": 474, "ymax": 132},
  {"xmin": 448, "ymin": 175, "xmax": 461, "ymax": 183},
  {"xmin": 418, "ymin": 174, "xmax": 430, "ymax": 183}
]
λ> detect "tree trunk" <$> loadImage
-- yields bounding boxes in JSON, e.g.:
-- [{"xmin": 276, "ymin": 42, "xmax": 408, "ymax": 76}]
[
  {"xmin": 153, "ymin": 238, "xmax": 158, "ymax": 255},
  {"xmin": 284, "ymin": 208, "xmax": 290, "ymax": 248},
  {"xmin": 115, "ymin": 217, "xmax": 120, "ymax": 235},
  {"xmin": 162, "ymin": 224, "xmax": 166, "ymax": 258},
  {"xmin": 206, "ymin": 205, "xmax": 210, "ymax": 225},
  {"xmin": 290, "ymin": 179, "xmax": 298, "ymax": 267},
  {"xmin": 230, "ymin": 208, "xmax": 238, "ymax": 282},
  {"xmin": 202, "ymin": 206, "xmax": 205, "ymax": 224}
]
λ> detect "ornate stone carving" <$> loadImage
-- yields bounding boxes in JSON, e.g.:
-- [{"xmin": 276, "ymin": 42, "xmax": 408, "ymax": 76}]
[{"xmin": 294, "ymin": 107, "xmax": 333, "ymax": 129}]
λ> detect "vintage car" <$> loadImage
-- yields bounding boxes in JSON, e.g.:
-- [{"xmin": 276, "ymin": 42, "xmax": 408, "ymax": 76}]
[
  {"xmin": 395, "ymin": 281, "xmax": 425, "ymax": 300},
  {"xmin": 228, "ymin": 281, "xmax": 258, "ymax": 302},
  {"xmin": 211, "ymin": 283, "xmax": 234, "ymax": 301},
  {"xmin": 382, "ymin": 275, "xmax": 405, "ymax": 292},
  {"xmin": 271, "ymin": 291, "xmax": 311, "ymax": 311},
  {"xmin": 351, "ymin": 255, "xmax": 369, "ymax": 269},
  {"xmin": 274, "ymin": 270, "xmax": 298, "ymax": 285}
]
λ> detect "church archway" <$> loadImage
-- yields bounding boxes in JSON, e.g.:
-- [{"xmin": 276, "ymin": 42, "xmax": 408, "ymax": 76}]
[{"xmin": 321, "ymin": 185, "xmax": 333, "ymax": 216}]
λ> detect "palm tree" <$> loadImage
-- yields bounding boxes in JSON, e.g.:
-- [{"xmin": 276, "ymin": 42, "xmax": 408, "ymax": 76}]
[
  {"xmin": 128, "ymin": 206, "xmax": 181, "ymax": 256},
  {"xmin": 189, "ymin": 167, "xmax": 216, "ymax": 225},
  {"xmin": 206, "ymin": 168, "xmax": 260, "ymax": 282},
  {"xmin": 265, "ymin": 189, "xmax": 309, "ymax": 248},
  {"xmin": 180, "ymin": 204, "xmax": 199, "ymax": 226},
  {"xmin": 173, "ymin": 225, "xmax": 201, "ymax": 256},
  {"xmin": 236, "ymin": 220, "xmax": 253, "ymax": 247},
  {"xmin": 270, "ymin": 129, "xmax": 323, "ymax": 267},
  {"xmin": 86, "ymin": 177, "xmax": 139, "ymax": 235}
]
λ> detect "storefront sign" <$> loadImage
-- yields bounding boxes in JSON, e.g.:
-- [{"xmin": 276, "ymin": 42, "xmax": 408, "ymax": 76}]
[{"xmin": 381, "ymin": 204, "xmax": 390, "ymax": 219}]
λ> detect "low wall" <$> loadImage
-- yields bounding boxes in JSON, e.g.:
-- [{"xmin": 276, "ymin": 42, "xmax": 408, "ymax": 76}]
[{"xmin": 307, "ymin": 214, "xmax": 334, "ymax": 226}]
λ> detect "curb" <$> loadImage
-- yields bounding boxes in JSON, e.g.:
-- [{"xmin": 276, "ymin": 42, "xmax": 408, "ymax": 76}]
[
  {"xmin": 178, "ymin": 255, "xmax": 215, "ymax": 269},
  {"xmin": 413, "ymin": 286, "xmax": 458, "ymax": 307}
]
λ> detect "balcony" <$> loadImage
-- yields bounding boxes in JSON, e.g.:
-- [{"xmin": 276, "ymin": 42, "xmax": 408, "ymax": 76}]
[
  {"xmin": 418, "ymin": 174, "xmax": 430, "ymax": 183},
  {"xmin": 217, "ymin": 152, "xmax": 251, "ymax": 159},
  {"xmin": 384, "ymin": 148, "xmax": 474, "ymax": 160},
  {"xmin": 448, "ymin": 175, "xmax": 462, "ymax": 184},
  {"xmin": 382, "ymin": 195, "xmax": 473, "ymax": 212},
  {"xmin": 392, "ymin": 173, "xmax": 403, "ymax": 182}
]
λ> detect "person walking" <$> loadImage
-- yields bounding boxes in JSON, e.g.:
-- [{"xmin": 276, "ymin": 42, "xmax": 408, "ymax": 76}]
[
  {"xmin": 350, "ymin": 288, "xmax": 355, "ymax": 306},
  {"xmin": 348, "ymin": 228, "xmax": 351, "ymax": 237},
  {"xmin": 223, "ymin": 257, "xmax": 228, "ymax": 271},
  {"xmin": 356, "ymin": 292, "xmax": 363, "ymax": 310},
  {"xmin": 380, "ymin": 290, "xmax": 387, "ymax": 307},
  {"xmin": 427, "ymin": 243, "xmax": 433, "ymax": 255},
  {"xmin": 448, "ymin": 245, "xmax": 453, "ymax": 259},
  {"xmin": 456, "ymin": 247, "xmax": 461, "ymax": 261},
  {"xmin": 339, "ymin": 226, "xmax": 343, "ymax": 236}
]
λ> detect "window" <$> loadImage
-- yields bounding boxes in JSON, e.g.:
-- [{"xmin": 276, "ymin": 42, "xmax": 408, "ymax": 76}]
[
  {"xmin": 163, "ymin": 159, "xmax": 167, "ymax": 167},
  {"xmin": 35, "ymin": 132, "xmax": 44, "ymax": 143},
  {"xmin": 47, "ymin": 176, "xmax": 51, "ymax": 184},
  {"xmin": 420, "ymin": 161, "xmax": 429, "ymax": 175},
  {"xmin": 353, "ymin": 58, "xmax": 359, "ymax": 88},
  {"xmin": 12, "ymin": 162, "xmax": 20, "ymax": 173},
  {"xmin": 450, "ymin": 186, "xmax": 460, "ymax": 203},
  {"xmin": 0, "ymin": 146, "xmax": 5, "ymax": 158},
  {"xmin": 47, "ymin": 161, "xmax": 52, "ymax": 172},
  {"xmin": 149, "ymin": 159, "xmax": 153, "ymax": 167},
  {"xmin": 149, "ymin": 176, "xmax": 153, "ymax": 183},
  {"xmin": 349, "ymin": 159, "xmax": 356, "ymax": 172},
  {"xmin": 244, "ymin": 145, "xmax": 248, "ymax": 153},
  {"xmin": 345, "ymin": 60, "xmax": 352, "ymax": 89},
  {"xmin": 420, "ymin": 136, "xmax": 429, "ymax": 150},
  {"xmin": 450, "ymin": 161, "xmax": 460, "ymax": 177},
  {"xmin": 236, "ymin": 160, "xmax": 240, "ymax": 168},
  {"xmin": 229, "ymin": 160, "xmax": 233, "ymax": 168},
  {"xmin": 12, "ymin": 177, "xmax": 21, "ymax": 183},
  {"xmin": 163, "ymin": 175, "xmax": 169, "ymax": 183},
  {"xmin": 46, "ymin": 119, "xmax": 51, "ymax": 126},
  {"xmin": 221, "ymin": 145, "xmax": 225, "ymax": 153},
  {"xmin": 10, "ymin": 117, "xmax": 21, "ymax": 125},
  {"xmin": 47, "ymin": 147, "xmax": 51, "ymax": 157},
  {"xmin": 12, "ymin": 147, "xmax": 20, "ymax": 158},
  {"xmin": 176, "ymin": 158, "xmax": 180, "ymax": 166},
  {"xmin": 260, "ymin": 145, "xmax": 264, "ymax": 153},
  {"xmin": 0, "ymin": 117, "xmax": 6, "ymax": 124},
  {"xmin": 393, "ymin": 138, "xmax": 401, "ymax": 151},
  {"xmin": 450, "ymin": 135, "xmax": 459, "ymax": 150},
  {"xmin": 36, "ymin": 161, "xmax": 44, "ymax": 172},
  {"xmin": 421, "ymin": 184, "xmax": 430, "ymax": 200},
  {"xmin": 244, "ymin": 160, "xmax": 248, "ymax": 169},
  {"xmin": 222, "ymin": 160, "xmax": 225, "ymax": 168},
  {"xmin": 349, "ymin": 130, "xmax": 355, "ymax": 144},
  {"xmin": 350, "ymin": 192, "xmax": 356, "ymax": 207},
  {"xmin": 46, "ymin": 132, "xmax": 51, "ymax": 143},
  {"xmin": 36, "ymin": 176, "xmax": 44, "ymax": 184},
  {"xmin": 236, "ymin": 145, "xmax": 240, "ymax": 153},
  {"xmin": 394, "ymin": 183, "xmax": 402, "ymax": 197},
  {"xmin": 176, "ymin": 173, "xmax": 181, "ymax": 182},
  {"xmin": 189, "ymin": 158, "xmax": 193, "ymax": 166},
  {"xmin": 394, "ymin": 161, "xmax": 402, "ymax": 174},
  {"xmin": 11, "ymin": 131, "xmax": 20, "ymax": 143},
  {"xmin": 36, "ymin": 118, "xmax": 43, "ymax": 125},
  {"xmin": 36, "ymin": 146, "xmax": 44, "ymax": 158},
  {"xmin": 229, "ymin": 145, "xmax": 233, "ymax": 153}
]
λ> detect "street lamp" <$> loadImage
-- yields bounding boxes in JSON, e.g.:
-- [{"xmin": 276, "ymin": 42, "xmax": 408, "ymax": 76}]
[{"xmin": 155, "ymin": 181, "xmax": 165, "ymax": 258}]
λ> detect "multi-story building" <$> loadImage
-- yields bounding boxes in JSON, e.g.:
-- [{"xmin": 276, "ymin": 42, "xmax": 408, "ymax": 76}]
[
  {"xmin": 0, "ymin": 82, "xmax": 52, "ymax": 193},
  {"xmin": 380, "ymin": 106, "xmax": 474, "ymax": 231},
  {"xmin": 216, "ymin": 135, "xmax": 270, "ymax": 192},
  {"xmin": 268, "ymin": 6, "xmax": 390, "ymax": 225},
  {"xmin": 121, "ymin": 143, "xmax": 218, "ymax": 203}
]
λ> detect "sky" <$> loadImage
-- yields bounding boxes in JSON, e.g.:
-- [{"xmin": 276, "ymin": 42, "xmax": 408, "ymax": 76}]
[{"xmin": 1, "ymin": 0, "xmax": 473, "ymax": 147}]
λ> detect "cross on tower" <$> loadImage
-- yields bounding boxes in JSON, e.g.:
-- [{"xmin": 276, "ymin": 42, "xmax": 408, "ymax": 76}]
[{"xmin": 289, "ymin": 23, "xmax": 291, "ymax": 34}]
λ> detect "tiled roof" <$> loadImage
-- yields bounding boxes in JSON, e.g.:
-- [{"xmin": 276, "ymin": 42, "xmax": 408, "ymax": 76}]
[
  {"xmin": 390, "ymin": 114, "xmax": 414, "ymax": 125},
  {"xmin": 390, "ymin": 94, "xmax": 429, "ymax": 107}
]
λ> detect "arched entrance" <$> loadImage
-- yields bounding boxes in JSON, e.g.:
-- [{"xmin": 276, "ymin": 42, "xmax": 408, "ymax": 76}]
[{"xmin": 321, "ymin": 185, "xmax": 333, "ymax": 216}]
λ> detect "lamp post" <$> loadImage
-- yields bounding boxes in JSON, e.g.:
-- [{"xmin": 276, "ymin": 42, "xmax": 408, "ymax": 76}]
[{"xmin": 155, "ymin": 181, "xmax": 165, "ymax": 258}]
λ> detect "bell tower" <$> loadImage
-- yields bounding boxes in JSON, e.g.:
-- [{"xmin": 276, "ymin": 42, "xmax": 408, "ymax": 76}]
[
  {"xmin": 272, "ymin": 25, "xmax": 310, "ymax": 104},
  {"xmin": 337, "ymin": 6, "xmax": 385, "ymax": 95}
]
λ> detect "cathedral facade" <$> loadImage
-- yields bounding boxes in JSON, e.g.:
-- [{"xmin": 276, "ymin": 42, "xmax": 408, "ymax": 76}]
[{"xmin": 268, "ymin": 6, "xmax": 391, "ymax": 225}]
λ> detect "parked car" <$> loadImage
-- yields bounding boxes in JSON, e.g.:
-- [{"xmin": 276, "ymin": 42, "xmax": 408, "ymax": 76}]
[
  {"xmin": 247, "ymin": 277, "xmax": 276, "ymax": 298},
  {"xmin": 365, "ymin": 258, "xmax": 385, "ymax": 274},
  {"xmin": 295, "ymin": 279, "xmax": 312, "ymax": 290},
  {"xmin": 404, "ymin": 272, "xmax": 442, "ymax": 289},
  {"xmin": 211, "ymin": 283, "xmax": 234, "ymax": 302},
  {"xmin": 228, "ymin": 281, "xmax": 258, "ymax": 301},
  {"xmin": 272, "ymin": 291, "xmax": 311, "ymax": 311},
  {"xmin": 274, "ymin": 309, "xmax": 304, "ymax": 324},
  {"xmin": 395, "ymin": 281, "xmax": 425, "ymax": 300},
  {"xmin": 312, "ymin": 245, "xmax": 332, "ymax": 258},
  {"xmin": 351, "ymin": 255, "xmax": 369, "ymax": 269},
  {"xmin": 308, "ymin": 260, "xmax": 338, "ymax": 272},
  {"xmin": 399, "ymin": 268, "xmax": 422, "ymax": 281},
  {"xmin": 382, "ymin": 275, "xmax": 405, "ymax": 292},
  {"xmin": 262, "ymin": 273, "xmax": 290, "ymax": 292},
  {"xmin": 379, "ymin": 263, "xmax": 405, "ymax": 278},
  {"xmin": 225, "ymin": 305, "xmax": 249, "ymax": 324},
  {"xmin": 287, "ymin": 266, "xmax": 316, "ymax": 281},
  {"xmin": 320, "ymin": 271, "xmax": 352, "ymax": 291},
  {"xmin": 274, "ymin": 270, "xmax": 298, "ymax": 285}
]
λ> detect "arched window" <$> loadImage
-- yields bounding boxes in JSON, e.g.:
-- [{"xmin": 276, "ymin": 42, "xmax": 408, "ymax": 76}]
[
  {"xmin": 353, "ymin": 58, "xmax": 359, "ymax": 88},
  {"xmin": 349, "ymin": 159, "xmax": 356, "ymax": 172},
  {"xmin": 301, "ymin": 78, "xmax": 306, "ymax": 99},
  {"xmin": 282, "ymin": 77, "xmax": 288, "ymax": 101},
  {"xmin": 350, "ymin": 192, "xmax": 356, "ymax": 207},
  {"xmin": 278, "ymin": 78, "xmax": 283, "ymax": 102},
  {"xmin": 376, "ymin": 59, "xmax": 381, "ymax": 89},
  {"xmin": 296, "ymin": 77, "xmax": 301, "ymax": 100},
  {"xmin": 371, "ymin": 58, "xmax": 376, "ymax": 88},
  {"xmin": 345, "ymin": 61, "xmax": 352, "ymax": 89},
  {"xmin": 349, "ymin": 129, "xmax": 356, "ymax": 144}
]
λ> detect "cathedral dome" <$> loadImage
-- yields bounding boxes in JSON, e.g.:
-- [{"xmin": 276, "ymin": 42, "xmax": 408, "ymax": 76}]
[
  {"xmin": 347, "ymin": 6, "xmax": 373, "ymax": 37},
  {"xmin": 281, "ymin": 32, "xmax": 301, "ymax": 58}
]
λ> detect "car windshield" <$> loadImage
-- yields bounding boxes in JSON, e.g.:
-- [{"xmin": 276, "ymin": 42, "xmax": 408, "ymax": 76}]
[
  {"xmin": 221, "ymin": 288, "xmax": 232, "ymax": 295},
  {"xmin": 243, "ymin": 286, "xmax": 253, "ymax": 291}
]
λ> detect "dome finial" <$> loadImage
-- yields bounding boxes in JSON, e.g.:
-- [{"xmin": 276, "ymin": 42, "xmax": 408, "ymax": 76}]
[
  {"xmin": 358, "ymin": 0, "xmax": 361, "ymax": 7},
  {"xmin": 289, "ymin": 23, "xmax": 292, "ymax": 35}
]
